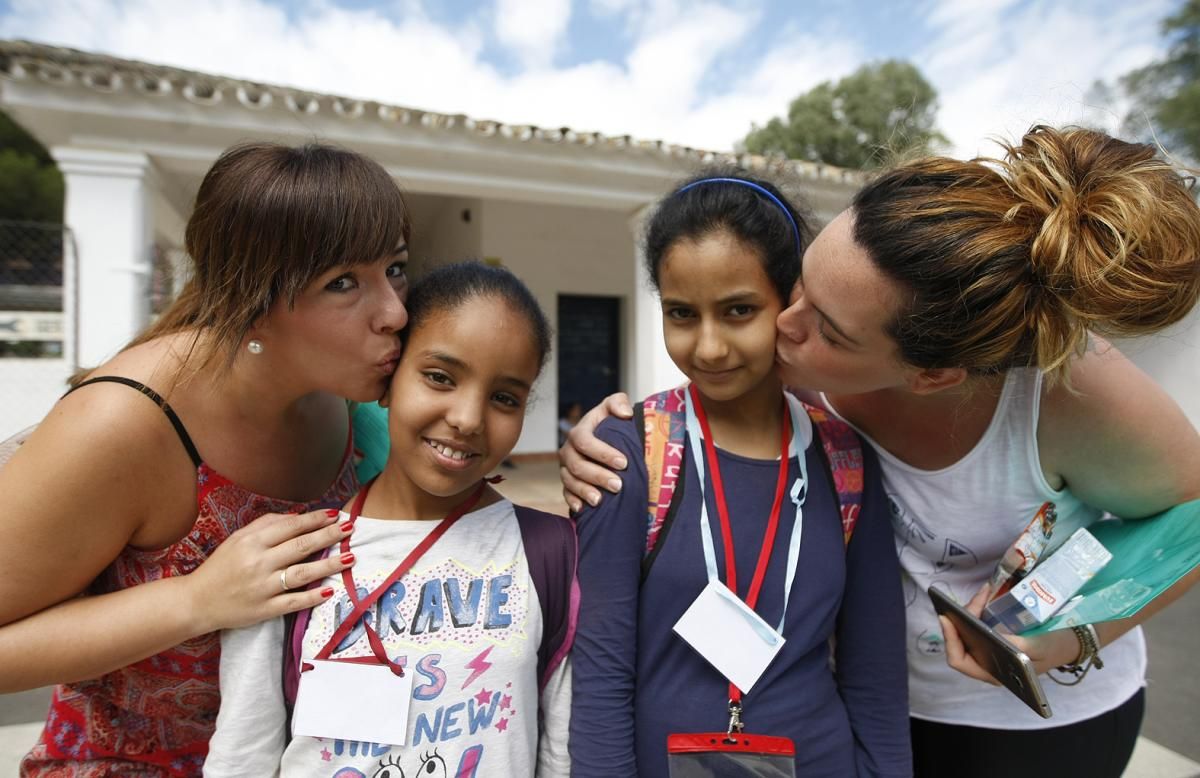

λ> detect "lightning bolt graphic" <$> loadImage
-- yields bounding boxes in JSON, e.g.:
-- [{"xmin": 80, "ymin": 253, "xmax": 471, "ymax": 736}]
[{"xmin": 461, "ymin": 645, "xmax": 495, "ymax": 689}]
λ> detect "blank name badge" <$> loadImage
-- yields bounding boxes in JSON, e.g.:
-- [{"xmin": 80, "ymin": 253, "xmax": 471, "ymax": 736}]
[
  {"xmin": 673, "ymin": 580, "xmax": 786, "ymax": 694},
  {"xmin": 292, "ymin": 659, "xmax": 414, "ymax": 746}
]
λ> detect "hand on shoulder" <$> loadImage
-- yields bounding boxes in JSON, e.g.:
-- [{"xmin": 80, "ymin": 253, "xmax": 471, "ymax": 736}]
[{"xmin": 559, "ymin": 392, "xmax": 633, "ymax": 513}]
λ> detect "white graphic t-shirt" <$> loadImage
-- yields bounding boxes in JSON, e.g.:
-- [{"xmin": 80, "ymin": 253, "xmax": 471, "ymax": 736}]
[{"xmin": 205, "ymin": 500, "xmax": 571, "ymax": 778}]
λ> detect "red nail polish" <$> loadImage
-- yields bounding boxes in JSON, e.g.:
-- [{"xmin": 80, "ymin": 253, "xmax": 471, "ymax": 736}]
[
  {"xmin": 325, "ymin": 509, "xmax": 340, "ymax": 517},
  {"xmin": 340, "ymin": 552, "xmax": 355, "ymax": 565},
  {"xmin": 339, "ymin": 519, "xmax": 354, "ymax": 532},
  {"xmin": 320, "ymin": 587, "xmax": 334, "ymax": 598}
]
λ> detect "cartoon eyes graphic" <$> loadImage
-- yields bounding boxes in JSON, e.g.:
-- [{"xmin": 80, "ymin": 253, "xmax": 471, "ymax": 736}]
[
  {"xmin": 418, "ymin": 749, "xmax": 447, "ymax": 777},
  {"xmin": 372, "ymin": 755, "xmax": 404, "ymax": 778},
  {"xmin": 371, "ymin": 749, "xmax": 446, "ymax": 778}
]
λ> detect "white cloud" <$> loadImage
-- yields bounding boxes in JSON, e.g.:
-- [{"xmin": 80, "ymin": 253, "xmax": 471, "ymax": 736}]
[
  {"xmin": 0, "ymin": 0, "xmax": 861, "ymax": 152},
  {"xmin": 916, "ymin": 0, "xmax": 1175, "ymax": 158},
  {"xmin": 589, "ymin": 0, "xmax": 639, "ymax": 15},
  {"xmin": 0, "ymin": 0, "xmax": 1172, "ymax": 158},
  {"xmin": 0, "ymin": 0, "xmax": 494, "ymax": 104},
  {"xmin": 685, "ymin": 32, "xmax": 864, "ymax": 147},
  {"xmin": 494, "ymin": 0, "xmax": 573, "ymax": 69}
]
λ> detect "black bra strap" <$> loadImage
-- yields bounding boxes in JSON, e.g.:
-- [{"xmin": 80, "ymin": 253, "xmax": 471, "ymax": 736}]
[{"xmin": 64, "ymin": 376, "xmax": 203, "ymax": 467}]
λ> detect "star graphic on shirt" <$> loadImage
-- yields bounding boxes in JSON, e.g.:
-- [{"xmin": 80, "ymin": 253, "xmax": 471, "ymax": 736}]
[
  {"xmin": 320, "ymin": 748, "xmax": 332, "ymax": 762},
  {"xmin": 495, "ymin": 717, "xmax": 509, "ymax": 733},
  {"xmin": 500, "ymin": 694, "xmax": 512, "ymax": 709},
  {"xmin": 474, "ymin": 688, "xmax": 493, "ymax": 707}
]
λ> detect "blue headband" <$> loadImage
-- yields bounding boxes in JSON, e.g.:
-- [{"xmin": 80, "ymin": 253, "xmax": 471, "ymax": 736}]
[{"xmin": 674, "ymin": 177, "xmax": 803, "ymax": 257}]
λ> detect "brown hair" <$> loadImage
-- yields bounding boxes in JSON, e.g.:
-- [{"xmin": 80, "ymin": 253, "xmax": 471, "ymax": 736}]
[
  {"xmin": 852, "ymin": 125, "xmax": 1200, "ymax": 381},
  {"xmin": 125, "ymin": 141, "xmax": 410, "ymax": 373}
]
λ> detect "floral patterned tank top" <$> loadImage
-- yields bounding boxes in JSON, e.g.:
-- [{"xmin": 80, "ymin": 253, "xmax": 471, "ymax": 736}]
[{"xmin": 21, "ymin": 377, "xmax": 360, "ymax": 777}]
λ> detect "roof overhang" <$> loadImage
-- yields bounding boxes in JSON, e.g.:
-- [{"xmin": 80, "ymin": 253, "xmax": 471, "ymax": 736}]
[{"xmin": 0, "ymin": 40, "xmax": 862, "ymax": 218}]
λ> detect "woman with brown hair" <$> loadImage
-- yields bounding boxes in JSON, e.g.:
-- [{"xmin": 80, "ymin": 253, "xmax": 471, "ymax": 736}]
[
  {"xmin": 562, "ymin": 125, "xmax": 1200, "ymax": 777},
  {"xmin": 0, "ymin": 141, "xmax": 411, "ymax": 776}
]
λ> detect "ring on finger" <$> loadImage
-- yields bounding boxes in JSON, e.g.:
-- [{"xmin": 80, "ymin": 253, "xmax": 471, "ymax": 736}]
[{"xmin": 280, "ymin": 568, "xmax": 292, "ymax": 592}]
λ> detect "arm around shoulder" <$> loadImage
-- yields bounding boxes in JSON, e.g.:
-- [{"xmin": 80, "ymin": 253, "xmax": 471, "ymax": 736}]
[{"xmin": 559, "ymin": 393, "xmax": 634, "ymax": 514}]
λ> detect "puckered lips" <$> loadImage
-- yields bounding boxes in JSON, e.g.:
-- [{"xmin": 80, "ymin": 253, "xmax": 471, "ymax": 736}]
[{"xmin": 377, "ymin": 348, "xmax": 403, "ymax": 375}]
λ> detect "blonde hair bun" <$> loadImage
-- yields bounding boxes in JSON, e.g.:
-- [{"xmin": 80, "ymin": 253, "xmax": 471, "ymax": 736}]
[
  {"xmin": 1001, "ymin": 125, "xmax": 1200, "ymax": 370},
  {"xmin": 852, "ymin": 125, "xmax": 1200, "ymax": 381}
]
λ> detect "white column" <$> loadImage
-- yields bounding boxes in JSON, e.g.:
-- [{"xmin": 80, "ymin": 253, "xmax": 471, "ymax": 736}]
[
  {"xmin": 52, "ymin": 148, "xmax": 155, "ymax": 366},
  {"xmin": 630, "ymin": 205, "xmax": 685, "ymax": 400}
]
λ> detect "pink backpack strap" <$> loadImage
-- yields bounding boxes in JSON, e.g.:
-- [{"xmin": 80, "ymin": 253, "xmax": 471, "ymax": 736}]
[
  {"xmin": 802, "ymin": 402, "xmax": 864, "ymax": 545},
  {"xmin": 638, "ymin": 388, "xmax": 865, "ymax": 572},
  {"xmin": 640, "ymin": 385, "xmax": 688, "ymax": 557}
]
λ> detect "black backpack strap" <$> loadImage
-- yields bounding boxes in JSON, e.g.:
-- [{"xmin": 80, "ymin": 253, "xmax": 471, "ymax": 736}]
[{"xmin": 64, "ymin": 376, "xmax": 202, "ymax": 467}]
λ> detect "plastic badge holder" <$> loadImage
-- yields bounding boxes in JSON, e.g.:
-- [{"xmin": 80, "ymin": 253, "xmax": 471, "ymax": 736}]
[{"xmin": 668, "ymin": 733, "xmax": 796, "ymax": 778}]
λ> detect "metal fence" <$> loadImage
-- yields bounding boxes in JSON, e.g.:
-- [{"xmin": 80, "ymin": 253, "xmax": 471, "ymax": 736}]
[
  {"xmin": 0, "ymin": 220, "xmax": 74, "ymax": 437},
  {"xmin": 0, "ymin": 219, "xmax": 70, "ymax": 360},
  {"xmin": 0, "ymin": 221, "xmax": 190, "ymax": 437}
]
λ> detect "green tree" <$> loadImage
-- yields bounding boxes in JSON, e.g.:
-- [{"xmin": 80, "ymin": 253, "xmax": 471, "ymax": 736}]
[
  {"xmin": 0, "ymin": 110, "xmax": 63, "ymax": 222},
  {"xmin": 1120, "ymin": 0, "xmax": 1200, "ymax": 159},
  {"xmin": 743, "ymin": 60, "xmax": 948, "ymax": 169}
]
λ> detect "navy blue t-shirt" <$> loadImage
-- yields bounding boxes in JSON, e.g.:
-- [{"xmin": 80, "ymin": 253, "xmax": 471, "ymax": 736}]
[{"xmin": 569, "ymin": 413, "xmax": 912, "ymax": 777}]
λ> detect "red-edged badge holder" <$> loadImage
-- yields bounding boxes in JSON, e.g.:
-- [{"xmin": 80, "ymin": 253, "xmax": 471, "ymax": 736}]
[{"xmin": 667, "ymin": 702, "xmax": 796, "ymax": 778}]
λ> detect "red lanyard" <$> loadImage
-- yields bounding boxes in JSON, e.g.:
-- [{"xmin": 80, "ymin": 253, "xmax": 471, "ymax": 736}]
[
  {"xmin": 312, "ymin": 478, "xmax": 487, "ymax": 676},
  {"xmin": 689, "ymin": 384, "xmax": 791, "ymax": 704}
]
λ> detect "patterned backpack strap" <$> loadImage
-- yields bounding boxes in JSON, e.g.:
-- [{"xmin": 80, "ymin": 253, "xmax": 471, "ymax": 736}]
[
  {"xmin": 641, "ymin": 385, "xmax": 689, "ymax": 557},
  {"xmin": 802, "ymin": 401, "xmax": 864, "ymax": 545}
]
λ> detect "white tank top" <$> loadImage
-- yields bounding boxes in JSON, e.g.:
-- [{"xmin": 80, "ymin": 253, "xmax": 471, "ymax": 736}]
[{"xmin": 821, "ymin": 368, "xmax": 1145, "ymax": 729}]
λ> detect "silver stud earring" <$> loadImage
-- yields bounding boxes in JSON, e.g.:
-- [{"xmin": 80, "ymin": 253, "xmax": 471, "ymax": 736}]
[{"xmin": 247, "ymin": 339, "xmax": 264, "ymax": 355}]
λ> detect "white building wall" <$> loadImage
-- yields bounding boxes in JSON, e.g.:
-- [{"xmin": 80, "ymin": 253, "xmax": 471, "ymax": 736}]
[
  {"xmin": 0, "ymin": 360, "xmax": 72, "ymax": 437},
  {"xmin": 1114, "ymin": 306, "xmax": 1200, "ymax": 431},
  {"xmin": 407, "ymin": 194, "xmax": 484, "ymax": 271},
  {"xmin": 480, "ymin": 199, "xmax": 636, "ymax": 454},
  {"xmin": 629, "ymin": 206, "xmax": 686, "ymax": 400}
]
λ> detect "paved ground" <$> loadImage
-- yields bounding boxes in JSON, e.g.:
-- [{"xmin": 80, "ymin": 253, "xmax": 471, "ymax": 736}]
[{"xmin": 1, "ymin": 461, "xmax": 1196, "ymax": 776}]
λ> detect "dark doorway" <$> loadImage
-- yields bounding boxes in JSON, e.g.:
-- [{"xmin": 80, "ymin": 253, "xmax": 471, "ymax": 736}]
[{"xmin": 557, "ymin": 295, "xmax": 621, "ymax": 429}]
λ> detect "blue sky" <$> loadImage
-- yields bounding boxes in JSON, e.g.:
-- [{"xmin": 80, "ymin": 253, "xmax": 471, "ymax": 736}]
[{"xmin": 0, "ymin": 0, "xmax": 1179, "ymax": 157}]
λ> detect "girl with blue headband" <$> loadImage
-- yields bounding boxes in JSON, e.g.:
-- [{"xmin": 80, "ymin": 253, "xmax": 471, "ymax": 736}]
[
  {"xmin": 563, "ymin": 126, "xmax": 1200, "ymax": 778},
  {"xmin": 568, "ymin": 172, "xmax": 911, "ymax": 776}
]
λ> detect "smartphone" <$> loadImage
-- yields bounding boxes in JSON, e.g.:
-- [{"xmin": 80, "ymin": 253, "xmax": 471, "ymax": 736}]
[{"xmin": 928, "ymin": 585, "xmax": 1053, "ymax": 719}]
